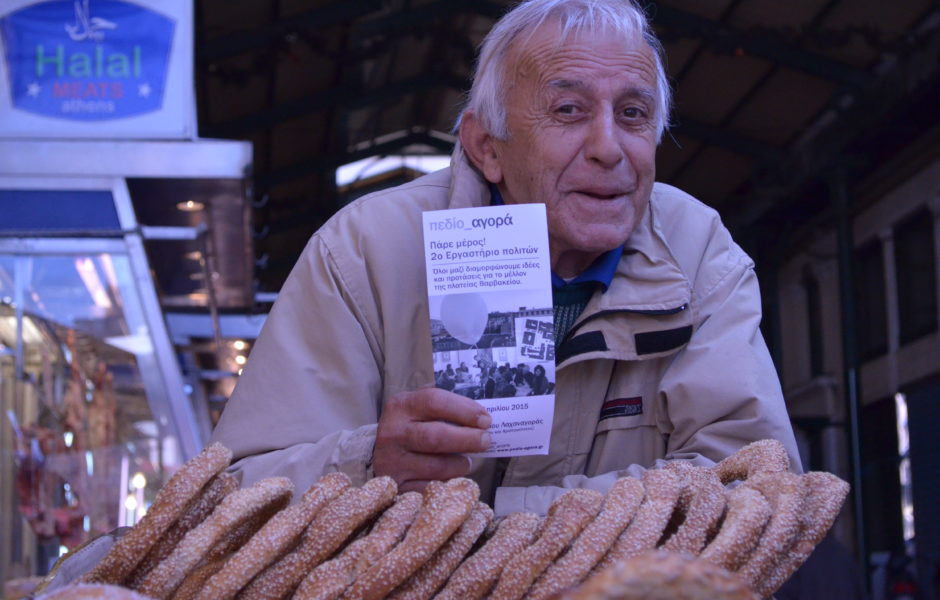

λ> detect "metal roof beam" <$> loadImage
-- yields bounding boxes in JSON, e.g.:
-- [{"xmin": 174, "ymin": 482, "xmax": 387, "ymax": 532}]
[
  {"xmin": 669, "ymin": 117, "xmax": 783, "ymax": 163},
  {"xmin": 200, "ymin": 0, "xmax": 502, "ymax": 65},
  {"xmin": 728, "ymin": 9, "xmax": 940, "ymax": 231},
  {"xmin": 203, "ymin": 72, "xmax": 467, "ymax": 138},
  {"xmin": 199, "ymin": 0, "xmax": 386, "ymax": 63},
  {"xmin": 256, "ymin": 129, "xmax": 456, "ymax": 190},
  {"xmin": 650, "ymin": 3, "xmax": 873, "ymax": 89},
  {"xmin": 349, "ymin": 73, "xmax": 468, "ymax": 110},
  {"xmin": 351, "ymin": 0, "xmax": 507, "ymax": 35}
]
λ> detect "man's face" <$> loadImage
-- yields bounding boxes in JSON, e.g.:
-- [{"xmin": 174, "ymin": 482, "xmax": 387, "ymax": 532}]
[{"xmin": 486, "ymin": 23, "xmax": 659, "ymax": 275}]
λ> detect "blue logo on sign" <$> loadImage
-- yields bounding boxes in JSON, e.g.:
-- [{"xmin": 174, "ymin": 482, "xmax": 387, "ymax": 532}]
[{"xmin": 1, "ymin": 0, "xmax": 175, "ymax": 120}]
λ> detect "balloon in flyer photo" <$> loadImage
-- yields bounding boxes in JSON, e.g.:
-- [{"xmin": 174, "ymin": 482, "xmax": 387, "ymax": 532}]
[{"xmin": 440, "ymin": 292, "xmax": 488, "ymax": 346}]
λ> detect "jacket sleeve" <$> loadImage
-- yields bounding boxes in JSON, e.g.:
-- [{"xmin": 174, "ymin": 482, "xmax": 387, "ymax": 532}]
[
  {"xmin": 657, "ymin": 259, "xmax": 801, "ymax": 473},
  {"xmin": 492, "ymin": 255, "xmax": 801, "ymax": 517},
  {"xmin": 209, "ymin": 233, "xmax": 383, "ymax": 492}
]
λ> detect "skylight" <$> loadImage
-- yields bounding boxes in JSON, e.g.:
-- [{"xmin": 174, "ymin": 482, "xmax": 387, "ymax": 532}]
[{"xmin": 335, "ymin": 155, "xmax": 451, "ymax": 187}]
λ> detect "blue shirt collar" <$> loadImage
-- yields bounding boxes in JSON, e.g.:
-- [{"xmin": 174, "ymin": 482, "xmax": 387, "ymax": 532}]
[
  {"xmin": 489, "ymin": 184, "xmax": 621, "ymax": 292},
  {"xmin": 490, "ymin": 184, "xmax": 505, "ymax": 206},
  {"xmin": 550, "ymin": 246, "xmax": 623, "ymax": 291}
]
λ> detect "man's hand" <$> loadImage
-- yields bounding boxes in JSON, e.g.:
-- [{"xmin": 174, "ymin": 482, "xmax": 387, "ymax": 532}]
[{"xmin": 373, "ymin": 387, "xmax": 492, "ymax": 492}]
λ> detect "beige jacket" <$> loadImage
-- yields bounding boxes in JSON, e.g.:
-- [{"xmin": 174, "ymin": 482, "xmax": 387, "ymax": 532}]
[{"xmin": 210, "ymin": 147, "xmax": 800, "ymax": 516}]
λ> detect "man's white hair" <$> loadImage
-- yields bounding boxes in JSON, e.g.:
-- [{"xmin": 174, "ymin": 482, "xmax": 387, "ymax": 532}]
[{"xmin": 460, "ymin": 0, "xmax": 671, "ymax": 143}]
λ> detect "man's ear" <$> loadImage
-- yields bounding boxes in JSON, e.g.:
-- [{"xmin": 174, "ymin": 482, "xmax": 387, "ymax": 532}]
[{"xmin": 459, "ymin": 111, "xmax": 503, "ymax": 184}]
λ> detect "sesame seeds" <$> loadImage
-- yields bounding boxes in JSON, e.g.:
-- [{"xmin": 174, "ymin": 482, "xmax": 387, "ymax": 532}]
[
  {"xmin": 65, "ymin": 440, "xmax": 849, "ymax": 600},
  {"xmin": 81, "ymin": 443, "xmax": 232, "ymax": 587}
]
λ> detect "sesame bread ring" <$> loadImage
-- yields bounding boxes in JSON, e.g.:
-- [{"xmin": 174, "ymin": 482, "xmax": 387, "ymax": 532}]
[
  {"xmin": 598, "ymin": 469, "xmax": 682, "ymax": 569},
  {"xmin": 342, "ymin": 477, "xmax": 480, "ymax": 600},
  {"xmin": 736, "ymin": 471, "xmax": 803, "ymax": 590},
  {"xmin": 661, "ymin": 464, "xmax": 725, "ymax": 554},
  {"xmin": 386, "ymin": 502, "xmax": 493, "ymax": 600},
  {"xmin": 434, "ymin": 511, "xmax": 540, "ymax": 600},
  {"xmin": 168, "ymin": 559, "xmax": 226, "ymax": 600},
  {"xmin": 126, "ymin": 472, "xmax": 238, "ymax": 588},
  {"xmin": 37, "ymin": 584, "xmax": 154, "ymax": 600},
  {"xmin": 196, "ymin": 472, "xmax": 351, "ymax": 600},
  {"xmin": 562, "ymin": 550, "xmax": 757, "ymax": 600},
  {"xmin": 240, "ymin": 476, "xmax": 397, "ymax": 600},
  {"xmin": 203, "ymin": 493, "xmax": 289, "ymax": 564},
  {"xmin": 712, "ymin": 439, "xmax": 789, "ymax": 485},
  {"xmin": 490, "ymin": 488, "xmax": 604, "ymax": 600},
  {"xmin": 82, "ymin": 443, "xmax": 232, "ymax": 585},
  {"xmin": 699, "ymin": 486, "xmax": 771, "ymax": 572},
  {"xmin": 136, "ymin": 476, "xmax": 293, "ymax": 599},
  {"xmin": 528, "ymin": 477, "xmax": 644, "ymax": 600},
  {"xmin": 755, "ymin": 471, "xmax": 849, "ymax": 598},
  {"xmin": 292, "ymin": 491, "xmax": 423, "ymax": 600}
]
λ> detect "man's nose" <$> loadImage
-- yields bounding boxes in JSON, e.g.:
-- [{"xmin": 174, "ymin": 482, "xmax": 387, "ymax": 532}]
[{"xmin": 585, "ymin": 112, "xmax": 623, "ymax": 167}]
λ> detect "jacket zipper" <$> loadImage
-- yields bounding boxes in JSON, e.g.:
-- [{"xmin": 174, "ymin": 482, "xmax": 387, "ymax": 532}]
[{"xmin": 560, "ymin": 304, "xmax": 688, "ymax": 347}]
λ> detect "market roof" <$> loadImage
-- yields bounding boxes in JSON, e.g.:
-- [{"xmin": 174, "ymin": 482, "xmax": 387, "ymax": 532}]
[{"xmin": 191, "ymin": 0, "xmax": 940, "ymax": 294}]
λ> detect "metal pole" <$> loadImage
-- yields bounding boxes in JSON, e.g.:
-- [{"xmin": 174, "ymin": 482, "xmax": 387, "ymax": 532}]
[
  {"xmin": 198, "ymin": 228, "xmax": 224, "ymax": 355},
  {"xmin": 13, "ymin": 257, "xmax": 26, "ymax": 382},
  {"xmin": 832, "ymin": 168, "xmax": 869, "ymax": 592},
  {"xmin": 759, "ymin": 229, "xmax": 785, "ymax": 380}
]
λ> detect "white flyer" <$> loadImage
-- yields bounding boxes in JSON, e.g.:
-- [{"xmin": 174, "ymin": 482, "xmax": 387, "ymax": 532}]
[{"xmin": 423, "ymin": 203, "xmax": 555, "ymax": 458}]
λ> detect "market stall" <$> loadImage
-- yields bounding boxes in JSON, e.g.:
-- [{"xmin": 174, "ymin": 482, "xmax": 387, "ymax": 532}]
[{"xmin": 0, "ymin": 0, "xmax": 253, "ymax": 589}]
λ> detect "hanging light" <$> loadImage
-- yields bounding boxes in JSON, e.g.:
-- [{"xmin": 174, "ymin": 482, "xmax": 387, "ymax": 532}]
[
  {"xmin": 895, "ymin": 392, "xmax": 915, "ymax": 551},
  {"xmin": 176, "ymin": 199, "xmax": 205, "ymax": 212},
  {"xmin": 130, "ymin": 472, "xmax": 147, "ymax": 490}
]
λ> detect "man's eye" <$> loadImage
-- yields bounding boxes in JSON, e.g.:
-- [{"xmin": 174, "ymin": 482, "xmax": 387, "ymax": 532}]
[
  {"xmin": 622, "ymin": 106, "xmax": 648, "ymax": 120},
  {"xmin": 556, "ymin": 104, "xmax": 579, "ymax": 115}
]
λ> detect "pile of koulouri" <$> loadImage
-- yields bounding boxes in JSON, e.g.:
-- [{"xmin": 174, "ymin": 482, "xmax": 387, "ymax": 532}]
[{"xmin": 35, "ymin": 438, "xmax": 849, "ymax": 600}]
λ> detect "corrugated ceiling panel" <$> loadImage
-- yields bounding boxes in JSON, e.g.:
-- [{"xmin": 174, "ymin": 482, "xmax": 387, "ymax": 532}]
[
  {"xmin": 673, "ymin": 145, "xmax": 755, "ymax": 208},
  {"xmin": 656, "ymin": 134, "xmax": 702, "ymax": 182},
  {"xmin": 660, "ymin": 38, "xmax": 701, "ymax": 78},
  {"xmin": 730, "ymin": 67, "xmax": 837, "ymax": 147},
  {"xmin": 675, "ymin": 50, "xmax": 771, "ymax": 124},
  {"xmin": 815, "ymin": 0, "xmax": 932, "ymax": 68},
  {"xmin": 659, "ymin": 0, "xmax": 735, "ymax": 21},
  {"xmin": 729, "ymin": 0, "xmax": 822, "ymax": 30}
]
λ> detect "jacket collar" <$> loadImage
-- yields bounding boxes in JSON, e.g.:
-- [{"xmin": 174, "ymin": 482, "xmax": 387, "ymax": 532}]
[
  {"xmin": 447, "ymin": 143, "xmax": 489, "ymax": 209},
  {"xmin": 554, "ymin": 193, "xmax": 694, "ymax": 367},
  {"xmin": 588, "ymin": 192, "xmax": 692, "ymax": 314}
]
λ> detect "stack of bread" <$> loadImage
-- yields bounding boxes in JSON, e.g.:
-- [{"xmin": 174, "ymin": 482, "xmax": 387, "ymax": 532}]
[{"xmin": 35, "ymin": 439, "xmax": 848, "ymax": 600}]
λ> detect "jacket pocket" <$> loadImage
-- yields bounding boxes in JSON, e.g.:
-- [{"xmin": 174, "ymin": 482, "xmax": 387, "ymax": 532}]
[
  {"xmin": 594, "ymin": 407, "xmax": 657, "ymax": 434},
  {"xmin": 593, "ymin": 361, "xmax": 661, "ymax": 435},
  {"xmin": 587, "ymin": 421, "xmax": 665, "ymax": 475},
  {"xmin": 586, "ymin": 363, "xmax": 665, "ymax": 474}
]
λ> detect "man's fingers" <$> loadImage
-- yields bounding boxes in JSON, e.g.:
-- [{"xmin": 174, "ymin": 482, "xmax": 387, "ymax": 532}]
[
  {"xmin": 403, "ymin": 420, "xmax": 491, "ymax": 454},
  {"xmin": 399, "ymin": 388, "xmax": 491, "ymax": 429},
  {"xmin": 374, "ymin": 388, "xmax": 491, "ymax": 485}
]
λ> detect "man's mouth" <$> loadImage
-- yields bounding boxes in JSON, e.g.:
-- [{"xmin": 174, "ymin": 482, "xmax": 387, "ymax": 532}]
[{"xmin": 572, "ymin": 189, "xmax": 627, "ymax": 200}]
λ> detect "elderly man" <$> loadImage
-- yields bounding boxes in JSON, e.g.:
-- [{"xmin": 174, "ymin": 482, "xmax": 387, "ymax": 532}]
[{"xmin": 211, "ymin": 0, "xmax": 800, "ymax": 516}]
